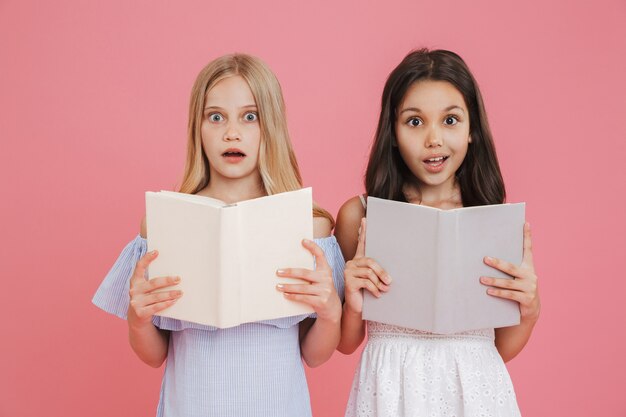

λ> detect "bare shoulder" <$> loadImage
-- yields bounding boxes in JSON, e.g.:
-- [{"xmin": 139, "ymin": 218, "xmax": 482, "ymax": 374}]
[
  {"xmin": 140, "ymin": 215, "xmax": 147, "ymax": 238},
  {"xmin": 313, "ymin": 201, "xmax": 333, "ymax": 238},
  {"xmin": 313, "ymin": 216, "xmax": 332, "ymax": 238},
  {"xmin": 335, "ymin": 196, "xmax": 366, "ymax": 260},
  {"xmin": 336, "ymin": 196, "xmax": 366, "ymax": 229}
]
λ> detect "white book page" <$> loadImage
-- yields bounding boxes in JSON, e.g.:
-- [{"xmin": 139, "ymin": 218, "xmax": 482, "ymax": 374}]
[
  {"xmin": 146, "ymin": 192, "xmax": 221, "ymax": 326},
  {"xmin": 157, "ymin": 190, "xmax": 227, "ymax": 207},
  {"xmin": 236, "ymin": 188, "xmax": 315, "ymax": 323},
  {"xmin": 214, "ymin": 208, "xmax": 242, "ymax": 328}
]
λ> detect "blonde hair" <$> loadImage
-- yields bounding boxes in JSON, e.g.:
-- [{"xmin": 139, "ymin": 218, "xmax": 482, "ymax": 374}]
[{"xmin": 178, "ymin": 53, "xmax": 333, "ymax": 226}]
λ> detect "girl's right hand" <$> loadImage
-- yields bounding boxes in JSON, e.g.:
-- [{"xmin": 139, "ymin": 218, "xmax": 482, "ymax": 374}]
[
  {"xmin": 343, "ymin": 218, "xmax": 392, "ymax": 314},
  {"xmin": 128, "ymin": 250, "xmax": 183, "ymax": 326}
]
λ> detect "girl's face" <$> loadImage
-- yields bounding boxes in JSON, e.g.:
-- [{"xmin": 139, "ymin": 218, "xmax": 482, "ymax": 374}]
[
  {"xmin": 201, "ymin": 75, "xmax": 262, "ymax": 185},
  {"xmin": 395, "ymin": 80, "xmax": 471, "ymax": 193}
]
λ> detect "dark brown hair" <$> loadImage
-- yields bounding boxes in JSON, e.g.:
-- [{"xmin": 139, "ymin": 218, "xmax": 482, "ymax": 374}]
[{"xmin": 365, "ymin": 48, "xmax": 505, "ymax": 206}]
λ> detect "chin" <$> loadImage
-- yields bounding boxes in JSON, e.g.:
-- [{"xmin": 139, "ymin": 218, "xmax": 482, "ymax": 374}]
[{"xmin": 220, "ymin": 168, "xmax": 259, "ymax": 180}]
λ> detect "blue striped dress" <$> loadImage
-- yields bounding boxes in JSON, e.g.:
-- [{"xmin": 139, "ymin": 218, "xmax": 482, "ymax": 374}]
[{"xmin": 93, "ymin": 234, "xmax": 345, "ymax": 417}]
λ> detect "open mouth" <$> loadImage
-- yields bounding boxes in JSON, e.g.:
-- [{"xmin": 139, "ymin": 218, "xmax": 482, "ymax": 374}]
[
  {"xmin": 422, "ymin": 155, "xmax": 449, "ymax": 173},
  {"xmin": 424, "ymin": 156, "xmax": 449, "ymax": 166},
  {"xmin": 222, "ymin": 149, "xmax": 246, "ymax": 158}
]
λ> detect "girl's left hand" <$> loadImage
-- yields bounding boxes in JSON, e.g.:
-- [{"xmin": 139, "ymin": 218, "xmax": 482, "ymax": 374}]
[
  {"xmin": 276, "ymin": 239, "xmax": 342, "ymax": 322},
  {"xmin": 480, "ymin": 222, "xmax": 541, "ymax": 323}
]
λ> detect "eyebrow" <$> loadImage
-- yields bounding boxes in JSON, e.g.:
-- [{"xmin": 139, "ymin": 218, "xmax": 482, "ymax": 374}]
[
  {"xmin": 399, "ymin": 105, "xmax": 465, "ymax": 115},
  {"xmin": 203, "ymin": 104, "xmax": 258, "ymax": 111}
]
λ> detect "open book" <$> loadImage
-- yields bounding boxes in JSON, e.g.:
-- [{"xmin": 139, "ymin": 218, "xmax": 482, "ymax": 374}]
[
  {"xmin": 362, "ymin": 197, "xmax": 524, "ymax": 334},
  {"xmin": 145, "ymin": 188, "xmax": 315, "ymax": 328}
]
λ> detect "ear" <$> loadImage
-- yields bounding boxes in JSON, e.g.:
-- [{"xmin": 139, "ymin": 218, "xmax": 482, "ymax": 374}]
[{"xmin": 468, "ymin": 135, "xmax": 472, "ymax": 144}]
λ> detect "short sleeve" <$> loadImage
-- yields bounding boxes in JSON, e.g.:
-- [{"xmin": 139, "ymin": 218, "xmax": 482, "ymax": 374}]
[
  {"xmin": 92, "ymin": 235, "xmax": 147, "ymax": 320},
  {"xmin": 315, "ymin": 235, "xmax": 345, "ymax": 301}
]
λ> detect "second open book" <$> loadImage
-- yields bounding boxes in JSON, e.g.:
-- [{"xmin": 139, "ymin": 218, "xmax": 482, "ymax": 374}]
[
  {"xmin": 145, "ymin": 188, "xmax": 315, "ymax": 328},
  {"xmin": 362, "ymin": 197, "xmax": 524, "ymax": 334}
]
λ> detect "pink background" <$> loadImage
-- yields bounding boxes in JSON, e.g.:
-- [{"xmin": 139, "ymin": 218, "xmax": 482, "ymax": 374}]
[{"xmin": 2, "ymin": 0, "xmax": 625, "ymax": 416}]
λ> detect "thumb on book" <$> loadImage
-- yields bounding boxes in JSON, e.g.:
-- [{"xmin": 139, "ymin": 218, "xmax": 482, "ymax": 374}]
[{"xmin": 354, "ymin": 218, "xmax": 367, "ymax": 259}]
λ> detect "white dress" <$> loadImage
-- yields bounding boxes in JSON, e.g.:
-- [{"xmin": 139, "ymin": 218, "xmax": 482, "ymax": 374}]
[{"xmin": 345, "ymin": 321, "xmax": 521, "ymax": 417}]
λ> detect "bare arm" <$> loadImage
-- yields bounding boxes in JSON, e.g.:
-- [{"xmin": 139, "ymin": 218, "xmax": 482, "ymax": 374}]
[
  {"xmin": 335, "ymin": 197, "xmax": 391, "ymax": 354},
  {"xmin": 278, "ymin": 216, "xmax": 342, "ymax": 367},
  {"xmin": 494, "ymin": 315, "xmax": 539, "ymax": 362},
  {"xmin": 128, "ymin": 300, "xmax": 170, "ymax": 368},
  {"xmin": 299, "ymin": 311, "xmax": 341, "ymax": 367},
  {"xmin": 126, "ymin": 218, "xmax": 182, "ymax": 368},
  {"xmin": 334, "ymin": 197, "xmax": 364, "ymax": 262},
  {"xmin": 480, "ymin": 223, "xmax": 541, "ymax": 362},
  {"xmin": 336, "ymin": 198, "xmax": 367, "ymax": 353}
]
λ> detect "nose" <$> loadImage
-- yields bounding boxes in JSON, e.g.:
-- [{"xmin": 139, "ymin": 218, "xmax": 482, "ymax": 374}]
[
  {"xmin": 223, "ymin": 121, "xmax": 241, "ymax": 141},
  {"xmin": 424, "ymin": 125, "xmax": 442, "ymax": 148}
]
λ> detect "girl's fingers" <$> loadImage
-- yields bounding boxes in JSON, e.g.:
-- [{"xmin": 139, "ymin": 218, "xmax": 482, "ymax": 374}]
[
  {"xmin": 353, "ymin": 267, "xmax": 389, "ymax": 291},
  {"xmin": 301, "ymin": 239, "xmax": 331, "ymax": 271},
  {"xmin": 128, "ymin": 250, "xmax": 182, "ymax": 320},
  {"xmin": 281, "ymin": 291, "xmax": 339, "ymax": 310},
  {"xmin": 134, "ymin": 299, "xmax": 180, "ymax": 319},
  {"xmin": 484, "ymin": 256, "xmax": 518, "ymax": 278},
  {"xmin": 130, "ymin": 276, "xmax": 181, "ymax": 303},
  {"xmin": 131, "ymin": 250, "xmax": 159, "ymax": 281},
  {"xmin": 276, "ymin": 268, "xmax": 316, "ymax": 282},
  {"xmin": 486, "ymin": 287, "xmax": 526, "ymax": 305},
  {"xmin": 354, "ymin": 218, "xmax": 367, "ymax": 259},
  {"xmin": 281, "ymin": 292, "xmax": 320, "ymax": 307},
  {"xmin": 522, "ymin": 222, "xmax": 534, "ymax": 265},
  {"xmin": 360, "ymin": 278, "xmax": 381, "ymax": 298},
  {"xmin": 277, "ymin": 240, "xmax": 334, "ymax": 283},
  {"xmin": 480, "ymin": 276, "xmax": 521, "ymax": 291},
  {"xmin": 353, "ymin": 259, "xmax": 392, "ymax": 285},
  {"xmin": 142, "ymin": 290, "xmax": 184, "ymax": 306},
  {"xmin": 130, "ymin": 290, "xmax": 183, "ymax": 310},
  {"xmin": 146, "ymin": 275, "xmax": 181, "ymax": 291},
  {"xmin": 482, "ymin": 226, "xmax": 540, "ymax": 317},
  {"xmin": 276, "ymin": 283, "xmax": 321, "ymax": 296},
  {"xmin": 482, "ymin": 275, "xmax": 538, "ymax": 312},
  {"xmin": 130, "ymin": 276, "xmax": 180, "ymax": 298}
]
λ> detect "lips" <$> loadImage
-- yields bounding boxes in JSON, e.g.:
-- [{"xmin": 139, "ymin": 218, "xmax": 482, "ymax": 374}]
[
  {"xmin": 424, "ymin": 155, "xmax": 448, "ymax": 164},
  {"xmin": 222, "ymin": 148, "xmax": 246, "ymax": 158},
  {"xmin": 221, "ymin": 148, "xmax": 247, "ymax": 164},
  {"xmin": 423, "ymin": 155, "xmax": 449, "ymax": 173}
]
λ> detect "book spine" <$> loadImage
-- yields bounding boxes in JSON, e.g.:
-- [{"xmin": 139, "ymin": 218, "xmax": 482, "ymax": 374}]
[
  {"xmin": 434, "ymin": 211, "xmax": 457, "ymax": 334},
  {"xmin": 218, "ymin": 208, "xmax": 241, "ymax": 328}
]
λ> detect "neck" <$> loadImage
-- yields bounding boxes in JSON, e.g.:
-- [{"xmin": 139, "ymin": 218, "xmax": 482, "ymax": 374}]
[
  {"xmin": 403, "ymin": 180, "xmax": 463, "ymax": 210},
  {"xmin": 197, "ymin": 175, "xmax": 266, "ymax": 204}
]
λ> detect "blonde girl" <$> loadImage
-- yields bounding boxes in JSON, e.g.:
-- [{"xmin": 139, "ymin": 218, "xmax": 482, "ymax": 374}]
[{"xmin": 93, "ymin": 54, "xmax": 344, "ymax": 417}]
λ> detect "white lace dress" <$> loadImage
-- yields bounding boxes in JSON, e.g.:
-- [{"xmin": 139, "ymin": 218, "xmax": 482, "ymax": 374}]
[{"xmin": 345, "ymin": 321, "xmax": 521, "ymax": 417}]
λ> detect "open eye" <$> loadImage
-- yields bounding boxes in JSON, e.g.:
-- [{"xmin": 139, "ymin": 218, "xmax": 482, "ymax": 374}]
[
  {"xmin": 444, "ymin": 115, "xmax": 459, "ymax": 126},
  {"xmin": 208, "ymin": 113, "xmax": 224, "ymax": 122},
  {"xmin": 407, "ymin": 117, "xmax": 423, "ymax": 127},
  {"xmin": 244, "ymin": 112, "xmax": 258, "ymax": 122}
]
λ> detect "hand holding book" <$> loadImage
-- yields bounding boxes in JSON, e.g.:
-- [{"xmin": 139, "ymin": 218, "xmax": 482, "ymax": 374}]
[
  {"xmin": 480, "ymin": 222, "xmax": 540, "ymax": 323},
  {"xmin": 127, "ymin": 250, "xmax": 183, "ymax": 325},
  {"xmin": 343, "ymin": 218, "xmax": 391, "ymax": 315},
  {"xmin": 276, "ymin": 239, "xmax": 342, "ymax": 322}
]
